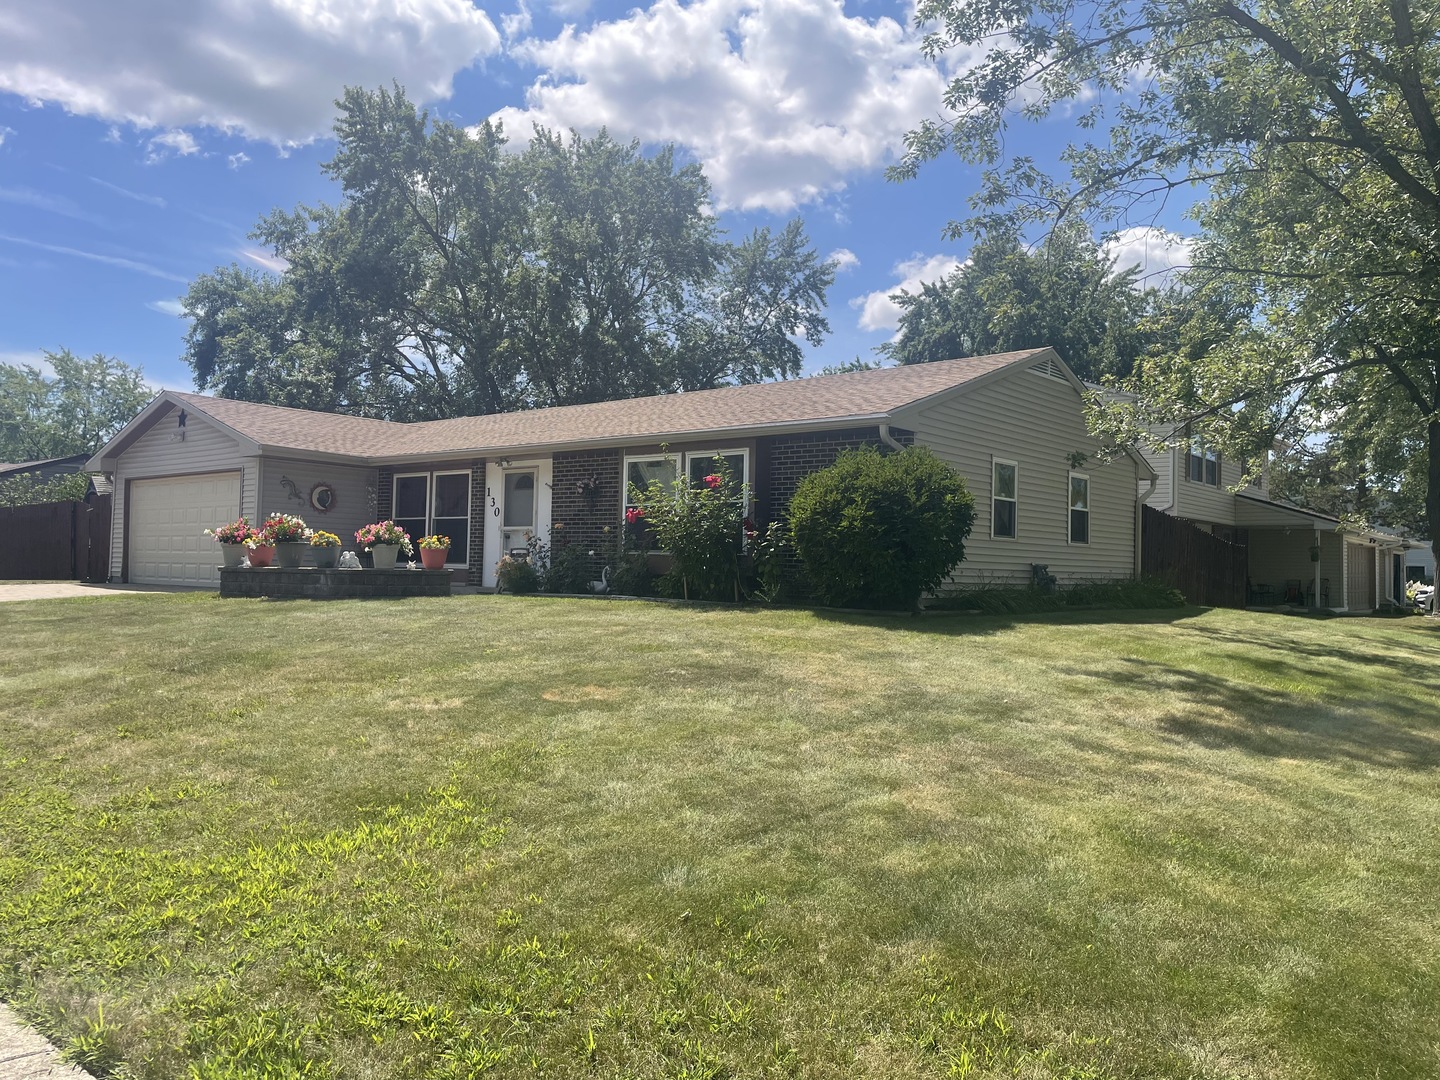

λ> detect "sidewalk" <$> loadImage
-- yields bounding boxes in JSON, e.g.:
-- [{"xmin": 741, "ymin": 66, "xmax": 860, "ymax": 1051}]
[
  {"xmin": 0, "ymin": 1005, "xmax": 89, "ymax": 1079},
  {"xmin": 0, "ymin": 582, "xmax": 206, "ymax": 603}
]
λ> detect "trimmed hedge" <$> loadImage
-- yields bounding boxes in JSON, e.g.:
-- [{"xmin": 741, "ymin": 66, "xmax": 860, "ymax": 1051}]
[{"xmin": 927, "ymin": 579, "xmax": 1187, "ymax": 614}]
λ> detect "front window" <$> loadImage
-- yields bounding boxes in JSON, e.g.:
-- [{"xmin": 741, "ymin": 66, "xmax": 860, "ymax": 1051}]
[
  {"xmin": 1069, "ymin": 472, "xmax": 1090, "ymax": 545},
  {"xmin": 992, "ymin": 459, "xmax": 1018, "ymax": 539},
  {"xmin": 393, "ymin": 470, "xmax": 472, "ymax": 565},
  {"xmin": 685, "ymin": 450, "xmax": 748, "ymax": 504}
]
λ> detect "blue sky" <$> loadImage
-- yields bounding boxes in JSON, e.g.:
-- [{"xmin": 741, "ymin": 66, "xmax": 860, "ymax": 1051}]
[{"xmin": 0, "ymin": 0, "xmax": 1192, "ymax": 394}]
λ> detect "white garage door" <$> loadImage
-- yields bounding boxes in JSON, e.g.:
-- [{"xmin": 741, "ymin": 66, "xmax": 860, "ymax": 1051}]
[{"xmin": 129, "ymin": 472, "xmax": 242, "ymax": 586}]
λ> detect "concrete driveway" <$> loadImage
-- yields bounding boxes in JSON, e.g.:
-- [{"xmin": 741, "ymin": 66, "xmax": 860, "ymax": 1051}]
[{"xmin": 0, "ymin": 582, "xmax": 207, "ymax": 602}]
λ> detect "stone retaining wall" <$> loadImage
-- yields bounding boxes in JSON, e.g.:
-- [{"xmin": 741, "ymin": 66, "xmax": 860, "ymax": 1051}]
[{"xmin": 220, "ymin": 568, "xmax": 451, "ymax": 599}]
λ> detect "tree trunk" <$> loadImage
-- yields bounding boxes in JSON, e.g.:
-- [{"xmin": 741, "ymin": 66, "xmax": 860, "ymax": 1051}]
[{"xmin": 1429, "ymin": 419, "xmax": 1440, "ymax": 613}]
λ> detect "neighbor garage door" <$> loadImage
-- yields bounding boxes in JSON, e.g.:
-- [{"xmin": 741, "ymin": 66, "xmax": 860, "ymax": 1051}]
[{"xmin": 128, "ymin": 472, "xmax": 241, "ymax": 586}]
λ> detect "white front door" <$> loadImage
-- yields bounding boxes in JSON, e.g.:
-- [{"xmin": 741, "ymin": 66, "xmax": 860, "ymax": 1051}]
[{"xmin": 481, "ymin": 458, "xmax": 552, "ymax": 587}]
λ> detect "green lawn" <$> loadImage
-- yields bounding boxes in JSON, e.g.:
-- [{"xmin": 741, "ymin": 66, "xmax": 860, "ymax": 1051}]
[{"xmin": 1, "ymin": 595, "xmax": 1437, "ymax": 1079}]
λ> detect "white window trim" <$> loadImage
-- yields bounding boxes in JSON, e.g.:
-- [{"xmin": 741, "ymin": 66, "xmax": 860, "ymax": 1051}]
[
  {"xmin": 1068, "ymin": 470, "xmax": 1091, "ymax": 546},
  {"xmin": 991, "ymin": 457, "xmax": 1018, "ymax": 540},
  {"xmin": 430, "ymin": 469, "xmax": 472, "ymax": 567},
  {"xmin": 393, "ymin": 469, "xmax": 472, "ymax": 567},
  {"xmin": 623, "ymin": 454, "xmax": 678, "ymax": 553},
  {"xmin": 683, "ymin": 448, "xmax": 751, "ymax": 506}
]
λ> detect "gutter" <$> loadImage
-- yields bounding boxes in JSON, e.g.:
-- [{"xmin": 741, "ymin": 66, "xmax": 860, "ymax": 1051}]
[
  {"xmin": 878, "ymin": 423, "xmax": 906, "ymax": 453},
  {"xmin": 1136, "ymin": 475, "xmax": 1157, "ymax": 578}
]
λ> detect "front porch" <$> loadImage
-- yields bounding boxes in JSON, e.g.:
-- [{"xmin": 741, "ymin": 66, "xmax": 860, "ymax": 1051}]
[{"xmin": 1236, "ymin": 495, "xmax": 1410, "ymax": 612}]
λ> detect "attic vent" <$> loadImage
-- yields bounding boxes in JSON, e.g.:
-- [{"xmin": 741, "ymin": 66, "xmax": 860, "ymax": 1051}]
[{"xmin": 1028, "ymin": 357, "xmax": 1067, "ymax": 381}]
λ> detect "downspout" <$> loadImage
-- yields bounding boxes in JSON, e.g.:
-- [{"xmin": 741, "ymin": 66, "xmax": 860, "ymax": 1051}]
[
  {"xmin": 1135, "ymin": 476, "xmax": 1157, "ymax": 578},
  {"xmin": 878, "ymin": 423, "xmax": 905, "ymax": 453},
  {"xmin": 1314, "ymin": 524, "xmax": 1323, "ymax": 609}
]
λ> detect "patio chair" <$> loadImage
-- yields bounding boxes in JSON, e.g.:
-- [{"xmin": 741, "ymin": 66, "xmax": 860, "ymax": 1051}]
[{"xmin": 1283, "ymin": 579, "xmax": 1304, "ymax": 604}]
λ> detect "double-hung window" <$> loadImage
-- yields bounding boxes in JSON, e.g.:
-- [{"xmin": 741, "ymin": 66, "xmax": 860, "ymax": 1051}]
[
  {"xmin": 1068, "ymin": 472, "xmax": 1090, "ymax": 544},
  {"xmin": 1187, "ymin": 439, "xmax": 1220, "ymax": 486},
  {"xmin": 622, "ymin": 449, "xmax": 750, "ymax": 550},
  {"xmin": 393, "ymin": 470, "xmax": 471, "ymax": 565},
  {"xmin": 992, "ymin": 459, "xmax": 1018, "ymax": 539}
]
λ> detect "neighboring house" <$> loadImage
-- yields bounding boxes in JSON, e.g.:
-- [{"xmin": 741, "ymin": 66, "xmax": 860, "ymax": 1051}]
[
  {"xmin": 86, "ymin": 348, "xmax": 1154, "ymax": 590},
  {"xmin": 1138, "ymin": 440, "xmax": 1414, "ymax": 610},
  {"xmin": 1406, "ymin": 543, "xmax": 1436, "ymax": 584},
  {"xmin": 0, "ymin": 453, "xmax": 94, "ymax": 483}
]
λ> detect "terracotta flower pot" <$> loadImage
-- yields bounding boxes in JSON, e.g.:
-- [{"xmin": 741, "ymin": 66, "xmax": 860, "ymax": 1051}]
[
  {"xmin": 248, "ymin": 544, "xmax": 275, "ymax": 568},
  {"xmin": 420, "ymin": 547, "xmax": 449, "ymax": 570}
]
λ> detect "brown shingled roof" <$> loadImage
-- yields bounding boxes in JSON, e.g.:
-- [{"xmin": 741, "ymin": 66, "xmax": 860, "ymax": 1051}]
[{"xmin": 173, "ymin": 349, "xmax": 1048, "ymax": 462}]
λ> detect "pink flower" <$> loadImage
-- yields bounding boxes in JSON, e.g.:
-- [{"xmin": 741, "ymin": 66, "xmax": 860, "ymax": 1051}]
[
  {"xmin": 703, "ymin": 474, "xmax": 722, "ymax": 489},
  {"xmin": 625, "ymin": 507, "xmax": 645, "ymax": 525}
]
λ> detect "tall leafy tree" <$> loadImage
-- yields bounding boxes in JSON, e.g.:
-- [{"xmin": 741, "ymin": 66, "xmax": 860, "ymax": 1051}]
[
  {"xmin": 894, "ymin": 0, "xmax": 1440, "ymax": 576},
  {"xmin": 184, "ymin": 86, "xmax": 834, "ymax": 419},
  {"xmin": 0, "ymin": 349, "xmax": 152, "ymax": 462},
  {"xmin": 881, "ymin": 226, "xmax": 1152, "ymax": 380}
]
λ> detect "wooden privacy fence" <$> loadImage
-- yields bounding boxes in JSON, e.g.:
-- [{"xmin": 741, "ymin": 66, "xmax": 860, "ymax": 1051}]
[
  {"xmin": 0, "ymin": 496, "xmax": 111, "ymax": 582},
  {"xmin": 1141, "ymin": 504, "xmax": 1248, "ymax": 607}
]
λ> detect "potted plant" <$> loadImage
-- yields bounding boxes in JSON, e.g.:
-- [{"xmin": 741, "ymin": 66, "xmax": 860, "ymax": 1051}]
[
  {"xmin": 418, "ymin": 534, "xmax": 451, "ymax": 570},
  {"xmin": 310, "ymin": 530, "xmax": 342, "ymax": 569},
  {"xmin": 244, "ymin": 534, "xmax": 275, "ymax": 568},
  {"xmin": 205, "ymin": 518, "xmax": 259, "ymax": 568},
  {"xmin": 355, "ymin": 520, "xmax": 413, "ymax": 569},
  {"xmin": 263, "ymin": 513, "xmax": 313, "ymax": 568},
  {"xmin": 1309, "ymin": 542, "xmax": 1322, "ymax": 562}
]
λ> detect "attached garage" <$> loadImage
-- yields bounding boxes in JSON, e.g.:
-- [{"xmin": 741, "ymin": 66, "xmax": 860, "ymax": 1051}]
[{"xmin": 128, "ymin": 472, "xmax": 242, "ymax": 586}]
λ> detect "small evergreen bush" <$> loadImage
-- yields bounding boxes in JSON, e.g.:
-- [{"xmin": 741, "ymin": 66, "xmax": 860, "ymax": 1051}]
[{"xmin": 788, "ymin": 446, "xmax": 976, "ymax": 610}]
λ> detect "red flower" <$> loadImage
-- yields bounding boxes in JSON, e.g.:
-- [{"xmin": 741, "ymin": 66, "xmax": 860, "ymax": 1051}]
[
  {"xmin": 625, "ymin": 507, "xmax": 646, "ymax": 524},
  {"xmin": 703, "ymin": 474, "xmax": 722, "ymax": 489}
]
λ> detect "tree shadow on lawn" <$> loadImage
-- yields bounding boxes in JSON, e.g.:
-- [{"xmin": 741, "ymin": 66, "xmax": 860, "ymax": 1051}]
[
  {"xmin": 1076, "ymin": 656, "xmax": 1440, "ymax": 771},
  {"xmin": 804, "ymin": 605, "xmax": 1204, "ymax": 637}
]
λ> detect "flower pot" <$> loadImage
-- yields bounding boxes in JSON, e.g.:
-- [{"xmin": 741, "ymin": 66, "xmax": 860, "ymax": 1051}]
[
  {"xmin": 220, "ymin": 544, "xmax": 246, "ymax": 568},
  {"xmin": 420, "ymin": 547, "xmax": 449, "ymax": 570},
  {"xmin": 276, "ymin": 542, "xmax": 308, "ymax": 569},
  {"xmin": 370, "ymin": 543, "xmax": 400, "ymax": 570},
  {"xmin": 312, "ymin": 548, "xmax": 339, "ymax": 569},
  {"xmin": 248, "ymin": 544, "xmax": 275, "ymax": 568}
]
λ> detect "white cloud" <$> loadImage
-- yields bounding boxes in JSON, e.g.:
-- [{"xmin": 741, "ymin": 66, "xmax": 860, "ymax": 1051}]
[
  {"xmin": 827, "ymin": 247, "xmax": 859, "ymax": 273},
  {"xmin": 0, "ymin": 0, "xmax": 502, "ymax": 146},
  {"xmin": 90, "ymin": 176, "xmax": 167, "ymax": 208},
  {"xmin": 0, "ymin": 233, "xmax": 187, "ymax": 281},
  {"xmin": 0, "ymin": 125, "xmax": 13, "ymax": 146},
  {"xmin": 228, "ymin": 152, "xmax": 251, "ymax": 170},
  {"xmin": 497, "ymin": 0, "xmax": 963, "ymax": 212},
  {"xmin": 146, "ymin": 299, "xmax": 185, "ymax": 317},
  {"xmin": 0, "ymin": 185, "xmax": 99, "ymax": 222},
  {"xmin": 239, "ymin": 248, "xmax": 289, "ymax": 274},
  {"xmin": 0, "ymin": 349, "xmax": 52, "ymax": 375},
  {"xmin": 852, "ymin": 252, "xmax": 962, "ymax": 332},
  {"xmin": 145, "ymin": 129, "xmax": 200, "ymax": 163},
  {"xmin": 501, "ymin": 2, "xmax": 533, "ymax": 40},
  {"xmin": 1104, "ymin": 226, "xmax": 1193, "ymax": 287}
]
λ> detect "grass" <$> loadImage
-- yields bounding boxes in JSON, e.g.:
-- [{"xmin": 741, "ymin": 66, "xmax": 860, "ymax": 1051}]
[{"xmin": 1, "ymin": 594, "xmax": 1438, "ymax": 1079}]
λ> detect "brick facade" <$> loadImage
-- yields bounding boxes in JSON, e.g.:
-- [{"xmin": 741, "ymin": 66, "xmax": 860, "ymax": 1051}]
[
  {"xmin": 549, "ymin": 449, "xmax": 624, "ymax": 580},
  {"xmin": 760, "ymin": 426, "xmax": 914, "ymax": 525},
  {"xmin": 467, "ymin": 465, "xmax": 486, "ymax": 585}
]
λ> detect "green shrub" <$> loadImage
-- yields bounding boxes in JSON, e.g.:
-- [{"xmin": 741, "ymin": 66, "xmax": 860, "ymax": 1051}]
[
  {"xmin": 496, "ymin": 554, "xmax": 540, "ymax": 594},
  {"xmin": 0, "ymin": 470, "xmax": 91, "ymax": 508},
  {"xmin": 788, "ymin": 446, "xmax": 976, "ymax": 610},
  {"xmin": 543, "ymin": 542, "xmax": 594, "ymax": 594}
]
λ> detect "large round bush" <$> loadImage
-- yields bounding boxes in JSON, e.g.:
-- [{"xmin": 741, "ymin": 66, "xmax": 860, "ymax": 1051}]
[{"xmin": 788, "ymin": 446, "xmax": 976, "ymax": 610}]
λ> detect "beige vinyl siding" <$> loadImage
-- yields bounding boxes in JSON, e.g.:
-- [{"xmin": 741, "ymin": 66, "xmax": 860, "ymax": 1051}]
[
  {"xmin": 911, "ymin": 366, "xmax": 1139, "ymax": 586},
  {"xmin": 1174, "ymin": 452, "xmax": 1269, "ymax": 526},
  {"xmin": 109, "ymin": 406, "xmax": 254, "ymax": 581},
  {"xmin": 1139, "ymin": 445, "xmax": 1173, "ymax": 510},
  {"xmin": 257, "ymin": 457, "xmax": 378, "ymax": 552}
]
